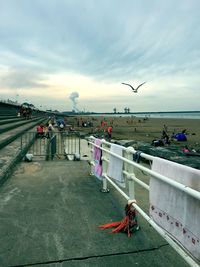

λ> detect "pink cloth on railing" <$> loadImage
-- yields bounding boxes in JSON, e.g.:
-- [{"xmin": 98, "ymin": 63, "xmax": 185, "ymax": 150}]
[
  {"xmin": 93, "ymin": 138, "xmax": 101, "ymax": 161},
  {"xmin": 150, "ymin": 157, "xmax": 200, "ymax": 261},
  {"xmin": 93, "ymin": 138, "xmax": 102, "ymax": 179}
]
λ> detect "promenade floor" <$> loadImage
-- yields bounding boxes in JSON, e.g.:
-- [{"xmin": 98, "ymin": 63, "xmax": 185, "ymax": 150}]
[{"xmin": 0, "ymin": 160, "xmax": 190, "ymax": 267}]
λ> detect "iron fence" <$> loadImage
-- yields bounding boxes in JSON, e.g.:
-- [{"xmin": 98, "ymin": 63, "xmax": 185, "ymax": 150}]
[{"xmin": 20, "ymin": 131, "xmax": 81, "ymax": 160}]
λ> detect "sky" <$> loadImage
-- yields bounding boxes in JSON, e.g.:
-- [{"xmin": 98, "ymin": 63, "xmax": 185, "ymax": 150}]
[{"xmin": 0, "ymin": 0, "xmax": 200, "ymax": 113}]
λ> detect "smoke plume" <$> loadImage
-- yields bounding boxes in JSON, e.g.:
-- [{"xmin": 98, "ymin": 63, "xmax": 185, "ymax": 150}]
[{"xmin": 69, "ymin": 92, "xmax": 79, "ymax": 112}]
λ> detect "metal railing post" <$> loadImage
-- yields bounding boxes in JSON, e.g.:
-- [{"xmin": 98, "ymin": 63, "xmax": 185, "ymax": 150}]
[
  {"xmin": 78, "ymin": 133, "xmax": 81, "ymax": 158},
  {"xmin": 101, "ymin": 139, "xmax": 109, "ymax": 193},
  {"xmin": 51, "ymin": 134, "xmax": 56, "ymax": 160},
  {"xmin": 126, "ymin": 146, "xmax": 136, "ymax": 199},
  {"xmin": 89, "ymin": 138, "xmax": 94, "ymax": 175}
]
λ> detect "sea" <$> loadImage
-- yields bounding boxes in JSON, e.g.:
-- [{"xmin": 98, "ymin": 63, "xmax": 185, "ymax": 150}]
[
  {"xmin": 133, "ymin": 112, "xmax": 200, "ymax": 119},
  {"xmin": 92, "ymin": 111, "xmax": 200, "ymax": 119}
]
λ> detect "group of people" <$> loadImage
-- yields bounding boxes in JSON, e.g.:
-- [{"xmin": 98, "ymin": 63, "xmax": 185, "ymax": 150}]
[
  {"xmin": 94, "ymin": 122, "xmax": 113, "ymax": 141},
  {"xmin": 36, "ymin": 123, "xmax": 54, "ymax": 139},
  {"xmin": 152, "ymin": 125, "xmax": 189, "ymax": 147},
  {"xmin": 75, "ymin": 117, "xmax": 93, "ymax": 128},
  {"xmin": 36, "ymin": 116, "xmax": 77, "ymax": 138},
  {"xmin": 18, "ymin": 105, "xmax": 32, "ymax": 119}
]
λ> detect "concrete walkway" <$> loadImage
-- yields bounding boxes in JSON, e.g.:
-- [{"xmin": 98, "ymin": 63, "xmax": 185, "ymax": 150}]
[{"xmin": 0, "ymin": 160, "xmax": 190, "ymax": 267}]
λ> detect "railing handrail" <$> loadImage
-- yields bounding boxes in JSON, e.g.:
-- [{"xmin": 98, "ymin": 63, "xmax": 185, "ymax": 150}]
[
  {"xmin": 89, "ymin": 135, "xmax": 154, "ymax": 160},
  {"xmin": 103, "ymin": 172, "xmax": 198, "ymax": 267},
  {"xmin": 87, "ymin": 135, "xmax": 200, "ymax": 267},
  {"xmin": 88, "ymin": 136, "xmax": 200, "ymax": 201}
]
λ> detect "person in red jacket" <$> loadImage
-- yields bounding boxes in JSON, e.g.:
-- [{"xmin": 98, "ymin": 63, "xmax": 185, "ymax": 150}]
[
  {"xmin": 36, "ymin": 124, "xmax": 44, "ymax": 138},
  {"xmin": 107, "ymin": 126, "xmax": 113, "ymax": 141}
]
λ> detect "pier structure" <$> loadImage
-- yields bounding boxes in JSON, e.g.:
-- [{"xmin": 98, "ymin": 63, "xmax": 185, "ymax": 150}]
[{"xmin": 0, "ymin": 102, "xmax": 199, "ymax": 267}]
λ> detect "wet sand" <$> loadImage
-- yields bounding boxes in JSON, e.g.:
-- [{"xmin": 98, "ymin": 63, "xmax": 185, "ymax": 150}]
[{"xmin": 71, "ymin": 116, "xmax": 200, "ymax": 151}]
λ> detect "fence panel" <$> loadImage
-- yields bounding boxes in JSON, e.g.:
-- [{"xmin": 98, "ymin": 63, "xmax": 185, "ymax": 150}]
[{"xmin": 21, "ymin": 131, "xmax": 80, "ymax": 160}]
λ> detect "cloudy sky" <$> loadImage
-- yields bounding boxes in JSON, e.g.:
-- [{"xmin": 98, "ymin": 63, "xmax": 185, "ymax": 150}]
[{"xmin": 0, "ymin": 0, "xmax": 200, "ymax": 112}]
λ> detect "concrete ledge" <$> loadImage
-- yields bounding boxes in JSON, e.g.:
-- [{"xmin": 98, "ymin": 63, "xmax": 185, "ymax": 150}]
[
  {"xmin": 0, "ymin": 135, "xmax": 36, "ymax": 186},
  {"xmin": 0, "ymin": 116, "xmax": 43, "ymax": 134},
  {"xmin": 0, "ymin": 117, "xmax": 23, "ymax": 126},
  {"xmin": 0, "ymin": 118, "xmax": 46, "ymax": 149}
]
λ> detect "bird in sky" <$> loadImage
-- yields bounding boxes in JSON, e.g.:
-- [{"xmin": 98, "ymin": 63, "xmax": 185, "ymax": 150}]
[{"xmin": 121, "ymin": 82, "xmax": 146, "ymax": 93}]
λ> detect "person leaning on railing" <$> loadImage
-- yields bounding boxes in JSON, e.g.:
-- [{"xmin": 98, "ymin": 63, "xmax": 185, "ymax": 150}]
[{"xmin": 36, "ymin": 124, "xmax": 44, "ymax": 138}]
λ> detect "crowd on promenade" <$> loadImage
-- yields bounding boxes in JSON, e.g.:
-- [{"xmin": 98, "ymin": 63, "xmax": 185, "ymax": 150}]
[
  {"xmin": 36, "ymin": 116, "xmax": 76, "ymax": 138},
  {"xmin": 18, "ymin": 105, "xmax": 32, "ymax": 119},
  {"xmin": 35, "ymin": 114, "xmax": 199, "ymax": 155},
  {"xmin": 36, "ymin": 116, "xmax": 114, "ymax": 141},
  {"xmin": 75, "ymin": 117, "xmax": 113, "ymax": 141}
]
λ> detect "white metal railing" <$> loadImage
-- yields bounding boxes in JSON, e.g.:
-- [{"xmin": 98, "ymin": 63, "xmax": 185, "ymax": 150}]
[{"xmin": 87, "ymin": 136, "xmax": 200, "ymax": 267}]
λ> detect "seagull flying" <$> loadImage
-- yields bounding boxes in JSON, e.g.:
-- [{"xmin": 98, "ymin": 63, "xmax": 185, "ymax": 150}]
[{"xmin": 121, "ymin": 82, "xmax": 146, "ymax": 93}]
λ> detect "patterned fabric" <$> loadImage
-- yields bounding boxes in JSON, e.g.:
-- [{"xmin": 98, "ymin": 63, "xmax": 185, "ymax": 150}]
[{"xmin": 150, "ymin": 157, "xmax": 200, "ymax": 261}]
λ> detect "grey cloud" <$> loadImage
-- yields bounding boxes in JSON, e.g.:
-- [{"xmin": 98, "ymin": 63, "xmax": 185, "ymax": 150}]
[
  {"xmin": 1, "ymin": 0, "xmax": 200, "ymax": 79},
  {"xmin": 0, "ymin": 0, "xmax": 200, "ymax": 112},
  {"xmin": 0, "ymin": 68, "xmax": 48, "ymax": 89}
]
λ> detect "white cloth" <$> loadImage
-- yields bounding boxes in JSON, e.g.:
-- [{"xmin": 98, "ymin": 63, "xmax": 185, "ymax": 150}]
[
  {"xmin": 107, "ymin": 144, "xmax": 125, "ymax": 187},
  {"xmin": 150, "ymin": 157, "xmax": 200, "ymax": 261}
]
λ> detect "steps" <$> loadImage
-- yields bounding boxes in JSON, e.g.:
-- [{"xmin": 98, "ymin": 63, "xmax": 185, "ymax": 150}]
[{"xmin": 0, "ymin": 113, "xmax": 47, "ymax": 185}]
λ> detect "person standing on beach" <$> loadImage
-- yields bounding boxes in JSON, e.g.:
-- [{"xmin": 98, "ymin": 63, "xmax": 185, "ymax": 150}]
[
  {"xmin": 107, "ymin": 126, "xmax": 113, "ymax": 141},
  {"xmin": 162, "ymin": 124, "xmax": 170, "ymax": 144}
]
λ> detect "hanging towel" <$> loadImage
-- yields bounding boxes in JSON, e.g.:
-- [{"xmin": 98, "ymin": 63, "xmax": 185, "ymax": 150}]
[
  {"xmin": 93, "ymin": 138, "xmax": 101, "ymax": 161},
  {"xmin": 107, "ymin": 144, "xmax": 125, "ymax": 187},
  {"xmin": 93, "ymin": 138, "xmax": 102, "ymax": 179},
  {"xmin": 150, "ymin": 157, "xmax": 200, "ymax": 261}
]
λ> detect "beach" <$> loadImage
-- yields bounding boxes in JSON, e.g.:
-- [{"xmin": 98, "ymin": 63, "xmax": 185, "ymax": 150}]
[{"xmin": 70, "ymin": 116, "xmax": 200, "ymax": 152}]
